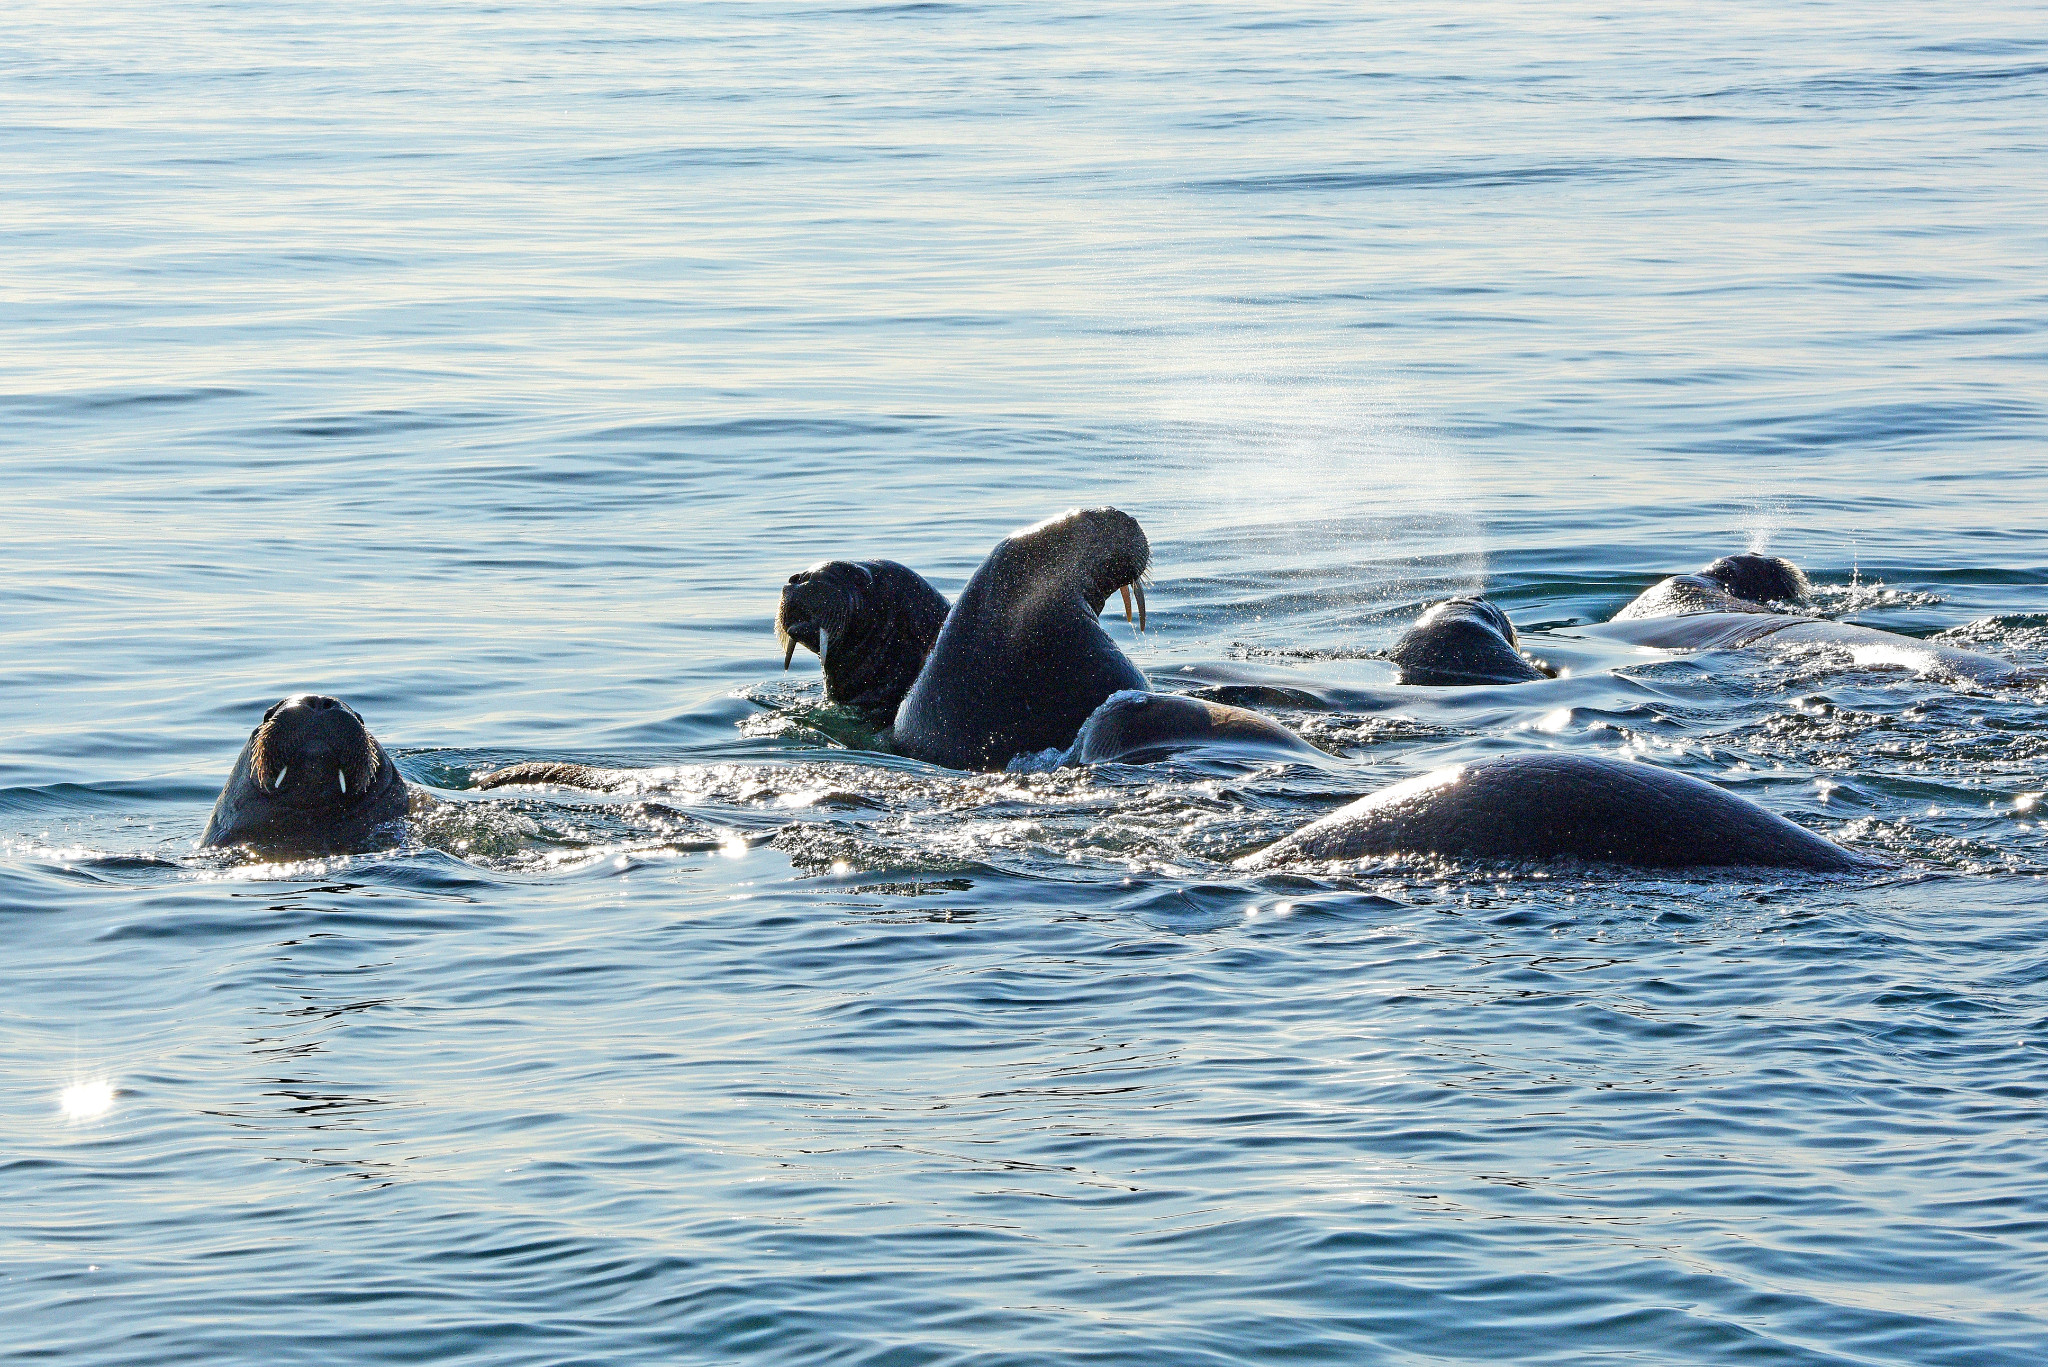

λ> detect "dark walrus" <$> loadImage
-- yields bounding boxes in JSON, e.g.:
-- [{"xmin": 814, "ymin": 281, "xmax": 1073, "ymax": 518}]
[
  {"xmin": 776, "ymin": 558, "xmax": 950, "ymax": 727},
  {"xmin": 1237, "ymin": 753, "xmax": 1876, "ymax": 872},
  {"xmin": 201, "ymin": 695, "xmax": 409, "ymax": 855},
  {"xmin": 1388, "ymin": 597, "xmax": 1548, "ymax": 686},
  {"xmin": 893, "ymin": 507, "xmax": 1151, "ymax": 771},
  {"xmin": 1598, "ymin": 552, "xmax": 2027, "ymax": 684},
  {"xmin": 1066, "ymin": 690, "xmax": 1326, "ymax": 765}
]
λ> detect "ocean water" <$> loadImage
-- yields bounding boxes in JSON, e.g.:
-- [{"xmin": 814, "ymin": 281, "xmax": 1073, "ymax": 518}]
[{"xmin": 6, "ymin": 1, "xmax": 2048, "ymax": 1361}]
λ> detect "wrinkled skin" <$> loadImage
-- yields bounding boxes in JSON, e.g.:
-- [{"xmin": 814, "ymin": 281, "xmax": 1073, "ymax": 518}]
[
  {"xmin": 777, "ymin": 559, "xmax": 950, "ymax": 727},
  {"xmin": 1238, "ymin": 754, "xmax": 1876, "ymax": 872},
  {"xmin": 893, "ymin": 507, "xmax": 1151, "ymax": 771},
  {"xmin": 201, "ymin": 695, "xmax": 409, "ymax": 856},
  {"xmin": 1600, "ymin": 552, "xmax": 2026, "ymax": 684},
  {"xmin": 1388, "ymin": 597, "xmax": 1548, "ymax": 685},
  {"xmin": 1066, "ymin": 690, "xmax": 1324, "ymax": 765}
]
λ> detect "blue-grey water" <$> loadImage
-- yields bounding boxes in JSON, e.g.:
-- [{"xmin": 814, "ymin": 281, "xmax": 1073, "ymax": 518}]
[{"xmin": 6, "ymin": 2, "xmax": 2048, "ymax": 1362}]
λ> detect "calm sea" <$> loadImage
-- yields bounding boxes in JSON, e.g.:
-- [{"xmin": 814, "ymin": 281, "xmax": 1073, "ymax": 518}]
[{"xmin": 6, "ymin": 2, "xmax": 2048, "ymax": 1362}]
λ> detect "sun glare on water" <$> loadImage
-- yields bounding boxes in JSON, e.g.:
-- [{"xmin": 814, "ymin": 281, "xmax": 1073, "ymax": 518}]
[{"xmin": 60, "ymin": 1079, "xmax": 115, "ymax": 1121}]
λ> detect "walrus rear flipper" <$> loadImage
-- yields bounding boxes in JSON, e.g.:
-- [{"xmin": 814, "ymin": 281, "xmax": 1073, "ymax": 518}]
[{"xmin": 473, "ymin": 762, "xmax": 623, "ymax": 792}]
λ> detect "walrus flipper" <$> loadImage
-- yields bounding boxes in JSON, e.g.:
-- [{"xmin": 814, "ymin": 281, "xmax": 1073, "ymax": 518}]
[{"xmin": 472, "ymin": 762, "xmax": 623, "ymax": 792}]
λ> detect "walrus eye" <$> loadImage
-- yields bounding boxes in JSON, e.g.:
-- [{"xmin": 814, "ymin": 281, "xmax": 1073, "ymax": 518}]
[
  {"xmin": 338, "ymin": 769, "xmax": 349, "ymax": 794},
  {"xmin": 271, "ymin": 766, "xmax": 288, "ymax": 790}
]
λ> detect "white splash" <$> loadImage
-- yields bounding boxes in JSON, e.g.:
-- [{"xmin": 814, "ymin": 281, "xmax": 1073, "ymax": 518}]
[{"xmin": 1745, "ymin": 497, "xmax": 1790, "ymax": 554}]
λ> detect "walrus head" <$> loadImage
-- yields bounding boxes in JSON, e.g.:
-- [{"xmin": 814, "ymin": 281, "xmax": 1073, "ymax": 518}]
[
  {"xmin": 1388, "ymin": 596, "xmax": 1549, "ymax": 686},
  {"xmin": 1423, "ymin": 596, "xmax": 1519, "ymax": 647},
  {"xmin": 777, "ymin": 561, "xmax": 869, "ymax": 670},
  {"xmin": 249, "ymin": 695, "xmax": 388, "ymax": 803},
  {"xmin": 1007, "ymin": 506, "xmax": 1150, "ymax": 629},
  {"xmin": 1702, "ymin": 554, "xmax": 1809, "ymax": 606},
  {"xmin": 201, "ymin": 695, "xmax": 407, "ymax": 853},
  {"xmin": 774, "ymin": 559, "xmax": 952, "ymax": 726}
]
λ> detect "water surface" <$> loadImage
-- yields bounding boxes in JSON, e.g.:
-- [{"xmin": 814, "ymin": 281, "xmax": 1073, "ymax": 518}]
[{"xmin": 6, "ymin": 2, "xmax": 2048, "ymax": 1362}]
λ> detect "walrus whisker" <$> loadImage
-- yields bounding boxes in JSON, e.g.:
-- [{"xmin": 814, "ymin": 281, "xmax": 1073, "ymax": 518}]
[{"xmin": 271, "ymin": 766, "xmax": 288, "ymax": 790}]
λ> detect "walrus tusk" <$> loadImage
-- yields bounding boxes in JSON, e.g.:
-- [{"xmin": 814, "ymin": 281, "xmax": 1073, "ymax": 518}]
[
  {"xmin": 782, "ymin": 634, "xmax": 796, "ymax": 670},
  {"xmin": 271, "ymin": 766, "xmax": 288, "ymax": 790},
  {"xmin": 338, "ymin": 769, "xmax": 349, "ymax": 794},
  {"xmin": 1132, "ymin": 581, "xmax": 1146, "ymax": 632},
  {"xmin": 1120, "ymin": 585, "xmax": 1134, "ymax": 624}
]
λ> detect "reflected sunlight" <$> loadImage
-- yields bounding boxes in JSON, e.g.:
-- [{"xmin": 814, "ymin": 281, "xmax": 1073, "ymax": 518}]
[{"xmin": 61, "ymin": 1078, "xmax": 115, "ymax": 1121}]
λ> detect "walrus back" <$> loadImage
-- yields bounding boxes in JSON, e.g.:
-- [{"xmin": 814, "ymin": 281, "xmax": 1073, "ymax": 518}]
[{"xmin": 1238, "ymin": 754, "xmax": 1874, "ymax": 872}]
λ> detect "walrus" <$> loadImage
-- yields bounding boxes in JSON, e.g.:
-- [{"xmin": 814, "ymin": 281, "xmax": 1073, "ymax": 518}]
[
  {"xmin": 200, "ymin": 695, "xmax": 409, "ymax": 855},
  {"xmin": 1066, "ymin": 690, "xmax": 1325, "ymax": 765},
  {"xmin": 1388, "ymin": 597, "xmax": 1549, "ymax": 685},
  {"xmin": 1237, "ymin": 753, "xmax": 1876, "ymax": 872},
  {"xmin": 1597, "ymin": 553, "xmax": 2027, "ymax": 684},
  {"xmin": 776, "ymin": 559, "xmax": 950, "ymax": 727},
  {"xmin": 1613, "ymin": 553, "xmax": 1811, "ymax": 621},
  {"xmin": 893, "ymin": 507, "xmax": 1151, "ymax": 771}
]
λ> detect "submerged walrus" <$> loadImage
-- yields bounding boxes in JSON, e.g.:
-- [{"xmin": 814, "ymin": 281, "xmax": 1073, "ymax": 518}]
[
  {"xmin": 200, "ymin": 695, "xmax": 409, "ymax": 855},
  {"xmin": 1388, "ymin": 597, "xmax": 1548, "ymax": 685},
  {"xmin": 1238, "ymin": 753, "xmax": 1876, "ymax": 872},
  {"xmin": 1597, "ymin": 553, "xmax": 2026, "ymax": 684},
  {"xmin": 893, "ymin": 507, "xmax": 1151, "ymax": 771},
  {"xmin": 777, "ymin": 559, "xmax": 950, "ymax": 727},
  {"xmin": 1067, "ymin": 690, "xmax": 1325, "ymax": 765}
]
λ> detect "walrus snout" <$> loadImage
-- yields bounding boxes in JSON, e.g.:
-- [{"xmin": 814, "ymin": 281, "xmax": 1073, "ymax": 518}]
[
  {"xmin": 250, "ymin": 695, "xmax": 380, "ymax": 801},
  {"xmin": 1703, "ymin": 554, "xmax": 1809, "ymax": 606},
  {"xmin": 777, "ymin": 564, "xmax": 865, "ymax": 668},
  {"xmin": 1021, "ymin": 507, "xmax": 1149, "ymax": 628}
]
